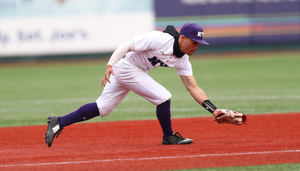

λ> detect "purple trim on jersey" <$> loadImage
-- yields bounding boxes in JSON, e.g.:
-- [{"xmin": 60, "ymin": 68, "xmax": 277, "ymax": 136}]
[
  {"xmin": 156, "ymin": 100, "xmax": 173, "ymax": 138},
  {"xmin": 59, "ymin": 102, "xmax": 100, "ymax": 127},
  {"xmin": 180, "ymin": 23, "xmax": 209, "ymax": 45}
]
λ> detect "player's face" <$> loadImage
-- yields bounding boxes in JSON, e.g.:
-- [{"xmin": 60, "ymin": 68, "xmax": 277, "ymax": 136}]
[{"xmin": 180, "ymin": 36, "xmax": 199, "ymax": 55}]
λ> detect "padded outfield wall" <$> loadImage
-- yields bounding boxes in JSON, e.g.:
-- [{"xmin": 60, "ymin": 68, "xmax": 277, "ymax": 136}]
[
  {"xmin": 0, "ymin": 0, "xmax": 154, "ymax": 58},
  {"xmin": 0, "ymin": 0, "xmax": 299, "ymax": 60},
  {"xmin": 154, "ymin": 0, "xmax": 300, "ymax": 49}
]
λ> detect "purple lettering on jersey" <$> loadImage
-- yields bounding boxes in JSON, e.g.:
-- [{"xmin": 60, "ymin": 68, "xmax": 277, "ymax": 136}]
[{"xmin": 148, "ymin": 56, "xmax": 169, "ymax": 67}]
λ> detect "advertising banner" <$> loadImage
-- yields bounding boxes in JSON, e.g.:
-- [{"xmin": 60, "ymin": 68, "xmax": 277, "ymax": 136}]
[
  {"xmin": 0, "ymin": 0, "xmax": 154, "ymax": 57},
  {"xmin": 154, "ymin": 0, "xmax": 300, "ymax": 46}
]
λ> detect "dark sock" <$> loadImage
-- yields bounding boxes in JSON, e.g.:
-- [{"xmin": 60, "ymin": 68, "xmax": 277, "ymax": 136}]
[
  {"xmin": 156, "ymin": 100, "xmax": 173, "ymax": 138},
  {"xmin": 59, "ymin": 102, "xmax": 100, "ymax": 128}
]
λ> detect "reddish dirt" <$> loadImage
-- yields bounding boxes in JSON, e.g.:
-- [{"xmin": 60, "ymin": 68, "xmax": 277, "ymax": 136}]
[{"xmin": 1, "ymin": 113, "xmax": 300, "ymax": 171}]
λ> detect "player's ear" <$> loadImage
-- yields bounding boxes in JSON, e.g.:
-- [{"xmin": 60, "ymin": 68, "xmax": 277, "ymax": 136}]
[{"xmin": 179, "ymin": 35, "xmax": 186, "ymax": 43}]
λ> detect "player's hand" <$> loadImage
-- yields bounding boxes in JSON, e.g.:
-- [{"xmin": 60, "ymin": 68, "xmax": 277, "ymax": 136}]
[
  {"xmin": 101, "ymin": 65, "xmax": 114, "ymax": 87},
  {"xmin": 212, "ymin": 109, "xmax": 223, "ymax": 117},
  {"xmin": 213, "ymin": 109, "xmax": 247, "ymax": 125}
]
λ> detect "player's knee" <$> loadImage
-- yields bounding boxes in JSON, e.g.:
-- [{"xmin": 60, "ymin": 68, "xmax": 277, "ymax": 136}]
[
  {"xmin": 158, "ymin": 99, "xmax": 171, "ymax": 106},
  {"xmin": 162, "ymin": 97, "xmax": 171, "ymax": 104}
]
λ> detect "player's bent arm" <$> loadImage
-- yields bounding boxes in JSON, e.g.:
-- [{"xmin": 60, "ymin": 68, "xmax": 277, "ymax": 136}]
[
  {"xmin": 180, "ymin": 75, "xmax": 221, "ymax": 116},
  {"xmin": 101, "ymin": 65, "xmax": 114, "ymax": 87},
  {"xmin": 107, "ymin": 40, "xmax": 135, "ymax": 67},
  {"xmin": 102, "ymin": 40, "xmax": 135, "ymax": 87}
]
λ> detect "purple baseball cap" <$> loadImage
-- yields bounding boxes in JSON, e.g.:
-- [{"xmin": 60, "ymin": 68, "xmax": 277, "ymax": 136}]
[{"xmin": 180, "ymin": 23, "xmax": 209, "ymax": 45}]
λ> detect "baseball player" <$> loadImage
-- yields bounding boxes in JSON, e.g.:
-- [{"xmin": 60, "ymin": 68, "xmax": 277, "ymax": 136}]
[{"xmin": 45, "ymin": 23, "xmax": 246, "ymax": 147}]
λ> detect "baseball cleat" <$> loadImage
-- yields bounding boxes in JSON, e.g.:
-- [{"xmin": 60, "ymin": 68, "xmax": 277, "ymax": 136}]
[
  {"xmin": 45, "ymin": 115, "xmax": 63, "ymax": 147},
  {"xmin": 162, "ymin": 132, "xmax": 193, "ymax": 145}
]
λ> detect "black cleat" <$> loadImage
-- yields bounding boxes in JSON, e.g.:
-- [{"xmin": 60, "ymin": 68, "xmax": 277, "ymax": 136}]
[
  {"xmin": 45, "ymin": 115, "xmax": 63, "ymax": 147},
  {"xmin": 162, "ymin": 132, "xmax": 193, "ymax": 145}
]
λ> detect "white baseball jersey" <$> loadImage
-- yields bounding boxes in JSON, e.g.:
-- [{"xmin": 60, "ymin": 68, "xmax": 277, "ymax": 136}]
[
  {"xmin": 96, "ymin": 30, "xmax": 193, "ymax": 116},
  {"xmin": 125, "ymin": 31, "xmax": 193, "ymax": 76}
]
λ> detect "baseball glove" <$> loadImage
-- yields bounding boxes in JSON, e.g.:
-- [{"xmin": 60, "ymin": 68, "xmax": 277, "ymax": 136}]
[{"xmin": 213, "ymin": 109, "xmax": 247, "ymax": 125}]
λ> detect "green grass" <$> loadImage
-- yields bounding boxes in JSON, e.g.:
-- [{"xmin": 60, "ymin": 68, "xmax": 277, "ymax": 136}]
[
  {"xmin": 0, "ymin": 50, "xmax": 299, "ymax": 170},
  {"xmin": 0, "ymin": 51, "xmax": 300, "ymax": 127},
  {"xmin": 170, "ymin": 163, "xmax": 300, "ymax": 171}
]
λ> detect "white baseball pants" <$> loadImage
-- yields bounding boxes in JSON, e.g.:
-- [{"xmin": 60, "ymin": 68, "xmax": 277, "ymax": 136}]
[{"xmin": 96, "ymin": 59, "xmax": 172, "ymax": 117}]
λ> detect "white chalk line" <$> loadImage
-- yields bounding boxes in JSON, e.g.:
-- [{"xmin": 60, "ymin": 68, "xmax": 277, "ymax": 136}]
[{"xmin": 1, "ymin": 150, "xmax": 300, "ymax": 168}]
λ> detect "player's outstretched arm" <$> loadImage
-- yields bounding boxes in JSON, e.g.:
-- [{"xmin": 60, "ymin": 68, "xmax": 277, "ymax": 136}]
[
  {"xmin": 180, "ymin": 76, "xmax": 248, "ymax": 124},
  {"xmin": 180, "ymin": 75, "xmax": 222, "ymax": 117},
  {"xmin": 180, "ymin": 75, "xmax": 208, "ymax": 105}
]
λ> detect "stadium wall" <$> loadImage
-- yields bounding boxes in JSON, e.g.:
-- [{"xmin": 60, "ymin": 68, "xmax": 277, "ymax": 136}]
[
  {"xmin": 154, "ymin": 0, "xmax": 300, "ymax": 52},
  {"xmin": 0, "ymin": 0, "xmax": 154, "ymax": 59},
  {"xmin": 0, "ymin": 0, "xmax": 299, "ymax": 61}
]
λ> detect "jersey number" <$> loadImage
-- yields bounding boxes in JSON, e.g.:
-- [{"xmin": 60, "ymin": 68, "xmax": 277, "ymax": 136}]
[{"xmin": 148, "ymin": 56, "xmax": 169, "ymax": 67}]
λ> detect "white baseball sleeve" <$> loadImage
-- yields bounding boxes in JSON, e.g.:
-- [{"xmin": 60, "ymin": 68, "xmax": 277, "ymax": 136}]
[{"xmin": 107, "ymin": 40, "xmax": 135, "ymax": 67}]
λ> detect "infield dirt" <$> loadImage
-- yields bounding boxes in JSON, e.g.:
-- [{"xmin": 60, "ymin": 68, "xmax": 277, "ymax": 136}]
[{"xmin": 1, "ymin": 113, "xmax": 300, "ymax": 171}]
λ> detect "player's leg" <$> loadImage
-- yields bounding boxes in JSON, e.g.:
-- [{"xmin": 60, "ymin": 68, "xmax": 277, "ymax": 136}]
[
  {"xmin": 113, "ymin": 60, "xmax": 172, "ymax": 105},
  {"xmin": 58, "ymin": 102, "xmax": 99, "ymax": 128},
  {"xmin": 112, "ymin": 61, "xmax": 173, "ymax": 136},
  {"xmin": 156, "ymin": 99, "xmax": 173, "ymax": 138},
  {"xmin": 95, "ymin": 74, "xmax": 130, "ymax": 117},
  {"xmin": 45, "ymin": 102, "xmax": 100, "ymax": 147},
  {"xmin": 113, "ymin": 62, "xmax": 192, "ymax": 144},
  {"xmin": 127, "ymin": 75, "xmax": 193, "ymax": 145},
  {"xmin": 59, "ymin": 74, "xmax": 129, "ymax": 125},
  {"xmin": 45, "ymin": 74, "xmax": 130, "ymax": 147},
  {"xmin": 156, "ymin": 98, "xmax": 193, "ymax": 145}
]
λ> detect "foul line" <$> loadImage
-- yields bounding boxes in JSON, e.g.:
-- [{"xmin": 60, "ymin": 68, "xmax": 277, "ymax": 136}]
[{"xmin": 1, "ymin": 150, "xmax": 300, "ymax": 168}]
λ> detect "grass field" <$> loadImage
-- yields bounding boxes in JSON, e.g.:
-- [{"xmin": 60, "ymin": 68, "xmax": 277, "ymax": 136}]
[
  {"xmin": 1, "ymin": 50, "xmax": 299, "ymax": 127},
  {"xmin": 0, "ymin": 49, "xmax": 300, "ymax": 170}
]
